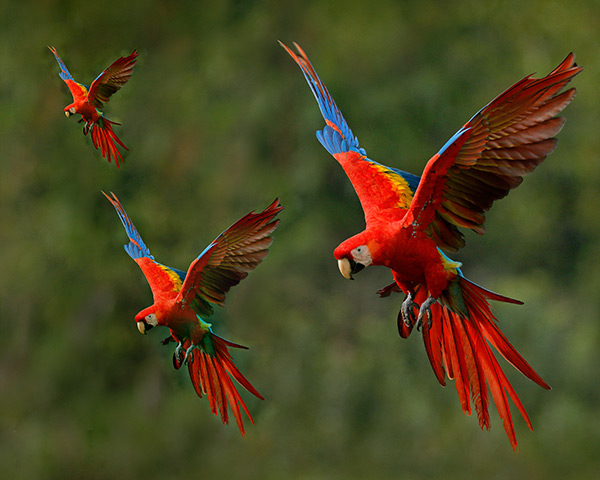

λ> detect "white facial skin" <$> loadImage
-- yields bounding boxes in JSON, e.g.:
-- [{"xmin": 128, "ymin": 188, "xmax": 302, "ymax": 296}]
[
  {"xmin": 337, "ymin": 245, "xmax": 373, "ymax": 280},
  {"xmin": 351, "ymin": 245, "xmax": 372, "ymax": 267},
  {"xmin": 145, "ymin": 313, "xmax": 158, "ymax": 327}
]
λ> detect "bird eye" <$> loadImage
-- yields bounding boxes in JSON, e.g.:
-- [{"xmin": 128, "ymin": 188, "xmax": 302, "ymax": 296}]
[
  {"xmin": 351, "ymin": 245, "xmax": 372, "ymax": 266},
  {"xmin": 145, "ymin": 313, "xmax": 158, "ymax": 326}
]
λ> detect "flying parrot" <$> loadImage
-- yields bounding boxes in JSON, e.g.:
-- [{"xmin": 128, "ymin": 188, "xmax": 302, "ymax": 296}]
[
  {"xmin": 49, "ymin": 47, "xmax": 137, "ymax": 167},
  {"xmin": 104, "ymin": 192, "xmax": 283, "ymax": 435},
  {"xmin": 281, "ymin": 41, "xmax": 581, "ymax": 450}
]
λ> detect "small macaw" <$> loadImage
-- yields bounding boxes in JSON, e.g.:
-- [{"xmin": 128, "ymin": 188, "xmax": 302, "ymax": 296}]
[
  {"xmin": 105, "ymin": 192, "xmax": 283, "ymax": 435},
  {"xmin": 282, "ymin": 41, "xmax": 581, "ymax": 450},
  {"xmin": 49, "ymin": 47, "xmax": 137, "ymax": 167}
]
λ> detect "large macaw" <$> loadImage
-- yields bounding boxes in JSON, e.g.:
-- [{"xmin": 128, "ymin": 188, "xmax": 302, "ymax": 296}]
[
  {"xmin": 282, "ymin": 41, "xmax": 582, "ymax": 450},
  {"xmin": 49, "ymin": 47, "xmax": 137, "ymax": 167},
  {"xmin": 104, "ymin": 192, "xmax": 283, "ymax": 435}
]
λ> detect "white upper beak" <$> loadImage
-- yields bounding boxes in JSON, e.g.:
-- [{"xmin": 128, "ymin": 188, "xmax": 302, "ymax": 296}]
[{"xmin": 338, "ymin": 258, "xmax": 352, "ymax": 280}]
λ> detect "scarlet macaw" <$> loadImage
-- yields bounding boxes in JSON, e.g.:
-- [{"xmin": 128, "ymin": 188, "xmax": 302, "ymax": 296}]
[
  {"xmin": 104, "ymin": 192, "xmax": 283, "ymax": 435},
  {"xmin": 282, "ymin": 41, "xmax": 581, "ymax": 450},
  {"xmin": 49, "ymin": 47, "xmax": 137, "ymax": 167}
]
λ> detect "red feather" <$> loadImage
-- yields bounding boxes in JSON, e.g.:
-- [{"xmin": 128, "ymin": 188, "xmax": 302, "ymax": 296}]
[
  {"xmin": 411, "ymin": 277, "xmax": 551, "ymax": 451},
  {"xmin": 49, "ymin": 47, "xmax": 137, "ymax": 166},
  {"xmin": 107, "ymin": 194, "xmax": 281, "ymax": 435},
  {"xmin": 284, "ymin": 42, "xmax": 579, "ymax": 450},
  {"xmin": 89, "ymin": 118, "xmax": 128, "ymax": 167}
]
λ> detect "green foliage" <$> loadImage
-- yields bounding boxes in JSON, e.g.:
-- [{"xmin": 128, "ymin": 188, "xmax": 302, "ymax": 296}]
[{"xmin": 1, "ymin": 0, "xmax": 599, "ymax": 478}]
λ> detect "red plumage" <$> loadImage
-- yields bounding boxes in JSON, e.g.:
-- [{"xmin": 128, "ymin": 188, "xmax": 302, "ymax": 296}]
[
  {"xmin": 283, "ymin": 41, "xmax": 581, "ymax": 450},
  {"xmin": 49, "ymin": 47, "xmax": 137, "ymax": 167},
  {"xmin": 105, "ymin": 192, "xmax": 283, "ymax": 435}
]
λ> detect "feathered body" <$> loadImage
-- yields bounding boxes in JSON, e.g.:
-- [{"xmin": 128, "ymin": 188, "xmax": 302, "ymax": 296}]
[
  {"xmin": 282, "ymin": 41, "xmax": 581, "ymax": 450},
  {"xmin": 105, "ymin": 192, "xmax": 283, "ymax": 435},
  {"xmin": 49, "ymin": 47, "xmax": 137, "ymax": 166}
]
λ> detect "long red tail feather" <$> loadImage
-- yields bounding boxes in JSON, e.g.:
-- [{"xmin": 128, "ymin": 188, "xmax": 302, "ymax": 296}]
[
  {"xmin": 396, "ymin": 277, "xmax": 548, "ymax": 450},
  {"xmin": 89, "ymin": 117, "xmax": 128, "ymax": 167},
  {"xmin": 172, "ymin": 335, "xmax": 262, "ymax": 436}
]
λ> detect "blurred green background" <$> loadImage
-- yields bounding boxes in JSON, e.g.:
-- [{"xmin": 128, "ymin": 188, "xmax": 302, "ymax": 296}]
[{"xmin": 1, "ymin": 0, "xmax": 599, "ymax": 478}]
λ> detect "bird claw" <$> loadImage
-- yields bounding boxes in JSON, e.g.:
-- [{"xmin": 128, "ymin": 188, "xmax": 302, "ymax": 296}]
[
  {"xmin": 82, "ymin": 121, "xmax": 93, "ymax": 135},
  {"xmin": 184, "ymin": 345, "xmax": 199, "ymax": 365},
  {"xmin": 173, "ymin": 342, "xmax": 200, "ymax": 366},
  {"xmin": 416, "ymin": 296, "xmax": 436, "ymax": 330},
  {"xmin": 174, "ymin": 342, "xmax": 185, "ymax": 363},
  {"xmin": 401, "ymin": 291, "xmax": 417, "ymax": 327}
]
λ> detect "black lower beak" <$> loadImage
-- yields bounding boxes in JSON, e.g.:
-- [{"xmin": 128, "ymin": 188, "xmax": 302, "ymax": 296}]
[{"xmin": 349, "ymin": 259, "xmax": 365, "ymax": 279}]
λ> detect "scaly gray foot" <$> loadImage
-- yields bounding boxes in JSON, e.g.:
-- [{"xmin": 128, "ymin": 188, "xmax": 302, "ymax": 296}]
[
  {"xmin": 174, "ymin": 342, "xmax": 185, "ymax": 363},
  {"xmin": 401, "ymin": 291, "xmax": 417, "ymax": 327},
  {"xmin": 416, "ymin": 296, "xmax": 436, "ymax": 330},
  {"xmin": 184, "ymin": 344, "xmax": 199, "ymax": 365}
]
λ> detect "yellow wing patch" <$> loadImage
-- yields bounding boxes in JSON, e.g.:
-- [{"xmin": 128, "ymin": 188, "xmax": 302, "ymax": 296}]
[
  {"xmin": 65, "ymin": 79, "xmax": 89, "ymax": 100},
  {"xmin": 334, "ymin": 151, "xmax": 417, "ymax": 223},
  {"xmin": 158, "ymin": 264, "xmax": 184, "ymax": 292},
  {"xmin": 439, "ymin": 250, "xmax": 462, "ymax": 275},
  {"xmin": 369, "ymin": 161, "xmax": 415, "ymax": 210}
]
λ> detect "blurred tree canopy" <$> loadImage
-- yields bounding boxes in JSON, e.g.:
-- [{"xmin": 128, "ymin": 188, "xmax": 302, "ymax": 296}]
[{"xmin": 1, "ymin": 0, "xmax": 599, "ymax": 479}]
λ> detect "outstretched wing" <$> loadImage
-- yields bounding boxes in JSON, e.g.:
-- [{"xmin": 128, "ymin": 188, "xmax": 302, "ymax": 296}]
[
  {"xmin": 177, "ymin": 199, "xmax": 284, "ymax": 317},
  {"xmin": 403, "ymin": 53, "xmax": 582, "ymax": 251},
  {"xmin": 104, "ymin": 192, "xmax": 185, "ymax": 301},
  {"xmin": 87, "ymin": 50, "xmax": 138, "ymax": 110},
  {"xmin": 48, "ymin": 46, "xmax": 89, "ymax": 101},
  {"xmin": 281, "ymin": 42, "xmax": 420, "ymax": 225}
]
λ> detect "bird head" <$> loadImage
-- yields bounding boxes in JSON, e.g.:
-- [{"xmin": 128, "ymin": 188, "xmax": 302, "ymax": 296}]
[
  {"xmin": 334, "ymin": 236, "xmax": 374, "ymax": 280},
  {"xmin": 134, "ymin": 309, "xmax": 159, "ymax": 334},
  {"xmin": 64, "ymin": 106, "xmax": 76, "ymax": 118}
]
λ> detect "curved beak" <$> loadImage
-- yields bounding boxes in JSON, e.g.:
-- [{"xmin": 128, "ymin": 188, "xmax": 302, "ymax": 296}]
[
  {"xmin": 337, "ymin": 258, "xmax": 365, "ymax": 280},
  {"xmin": 137, "ymin": 321, "xmax": 152, "ymax": 334},
  {"xmin": 64, "ymin": 110, "xmax": 71, "ymax": 118}
]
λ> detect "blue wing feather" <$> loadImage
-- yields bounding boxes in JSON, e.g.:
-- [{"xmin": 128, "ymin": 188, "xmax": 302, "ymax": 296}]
[
  {"xmin": 103, "ymin": 192, "xmax": 153, "ymax": 261},
  {"xmin": 48, "ymin": 46, "xmax": 75, "ymax": 82},
  {"xmin": 283, "ymin": 42, "xmax": 420, "ymax": 193},
  {"xmin": 281, "ymin": 42, "xmax": 361, "ymax": 155}
]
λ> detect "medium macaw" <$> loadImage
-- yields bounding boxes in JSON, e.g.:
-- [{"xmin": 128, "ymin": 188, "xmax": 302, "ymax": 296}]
[
  {"xmin": 104, "ymin": 192, "xmax": 283, "ymax": 435},
  {"xmin": 49, "ymin": 47, "xmax": 137, "ymax": 167},
  {"xmin": 282, "ymin": 41, "xmax": 581, "ymax": 450}
]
